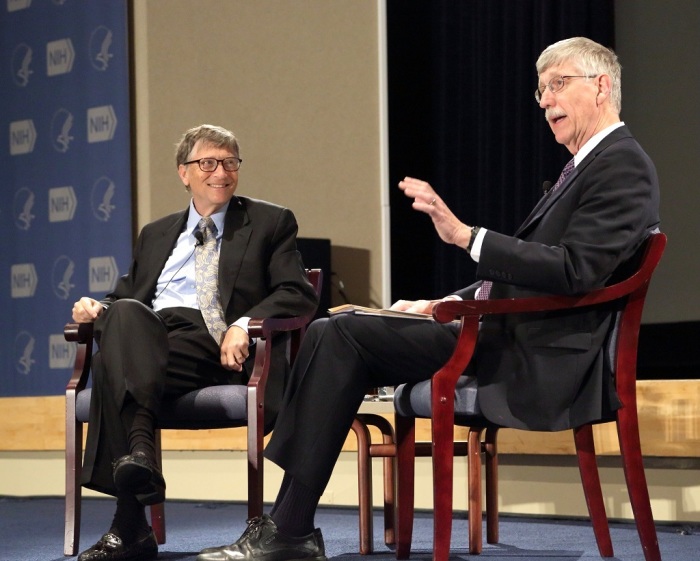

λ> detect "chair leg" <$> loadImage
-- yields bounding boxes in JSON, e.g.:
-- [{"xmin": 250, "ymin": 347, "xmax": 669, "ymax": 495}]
[
  {"xmin": 64, "ymin": 409, "xmax": 82, "ymax": 556},
  {"xmin": 467, "ymin": 428, "xmax": 484, "ymax": 554},
  {"xmin": 377, "ymin": 418, "xmax": 397, "ymax": 547},
  {"xmin": 351, "ymin": 417, "xmax": 375, "ymax": 555},
  {"xmin": 151, "ymin": 430, "xmax": 166, "ymax": 545},
  {"xmin": 573, "ymin": 425, "xmax": 612, "ymax": 557},
  {"xmin": 395, "ymin": 414, "xmax": 416, "ymax": 559},
  {"xmin": 617, "ymin": 409, "xmax": 661, "ymax": 561},
  {"xmin": 432, "ymin": 410, "xmax": 457, "ymax": 561},
  {"xmin": 484, "ymin": 427, "xmax": 499, "ymax": 545}
]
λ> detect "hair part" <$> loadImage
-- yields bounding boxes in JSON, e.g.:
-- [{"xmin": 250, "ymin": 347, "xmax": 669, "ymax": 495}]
[
  {"xmin": 175, "ymin": 124, "xmax": 240, "ymax": 167},
  {"xmin": 536, "ymin": 37, "xmax": 622, "ymax": 113}
]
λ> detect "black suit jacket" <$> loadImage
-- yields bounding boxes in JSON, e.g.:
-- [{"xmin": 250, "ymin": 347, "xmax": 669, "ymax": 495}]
[
  {"xmin": 457, "ymin": 125, "xmax": 660, "ymax": 431},
  {"xmin": 102, "ymin": 196, "xmax": 319, "ymax": 419}
]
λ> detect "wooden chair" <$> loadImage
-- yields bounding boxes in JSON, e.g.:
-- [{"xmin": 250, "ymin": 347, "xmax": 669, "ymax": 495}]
[
  {"xmin": 365, "ymin": 233, "xmax": 665, "ymax": 561},
  {"xmin": 62, "ymin": 269, "xmax": 322, "ymax": 556}
]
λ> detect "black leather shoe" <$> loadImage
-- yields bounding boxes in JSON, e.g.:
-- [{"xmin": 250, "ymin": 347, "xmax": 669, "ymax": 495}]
[
  {"xmin": 196, "ymin": 515, "xmax": 326, "ymax": 561},
  {"xmin": 113, "ymin": 452, "xmax": 165, "ymax": 505},
  {"xmin": 77, "ymin": 530, "xmax": 157, "ymax": 561}
]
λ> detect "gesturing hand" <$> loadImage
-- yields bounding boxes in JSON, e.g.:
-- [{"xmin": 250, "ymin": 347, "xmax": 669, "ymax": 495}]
[{"xmin": 398, "ymin": 177, "xmax": 471, "ymax": 249}]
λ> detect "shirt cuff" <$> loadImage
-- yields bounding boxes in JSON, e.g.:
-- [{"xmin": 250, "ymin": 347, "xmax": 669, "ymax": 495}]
[
  {"xmin": 469, "ymin": 227, "xmax": 488, "ymax": 261},
  {"xmin": 228, "ymin": 317, "xmax": 256, "ymax": 346}
]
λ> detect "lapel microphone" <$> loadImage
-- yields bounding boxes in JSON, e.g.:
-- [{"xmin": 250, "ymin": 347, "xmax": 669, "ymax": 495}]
[
  {"xmin": 194, "ymin": 229, "xmax": 205, "ymax": 246},
  {"xmin": 542, "ymin": 180, "xmax": 553, "ymax": 194}
]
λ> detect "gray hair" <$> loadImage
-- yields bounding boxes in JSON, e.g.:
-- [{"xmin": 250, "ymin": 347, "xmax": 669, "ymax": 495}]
[
  {"xmin": 175, "ymin": 124, "xmax": 240, "ymax": 167},
  {"xmin": 536, "ymin": 37, "xmax": 621, "ymax": 113}
]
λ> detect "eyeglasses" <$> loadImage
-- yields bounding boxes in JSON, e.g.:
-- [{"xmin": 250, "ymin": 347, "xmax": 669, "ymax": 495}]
[
  {"xmin": 535, "ymin": 75, "xmax": 597, "ymax": 103},
  {"xmin": 183, "ymin": 157, "xmax": 242, "ymax": 172}
]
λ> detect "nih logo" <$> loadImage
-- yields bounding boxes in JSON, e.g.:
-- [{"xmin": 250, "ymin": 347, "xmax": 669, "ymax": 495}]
[
  {"xmin": 89, "ymin": 256, "xmax": 119, "ymax": 293},
  {"xmin": 49, "ymin": 186, "xmax": 77, "ymax": 222},
  {"xmin": 46, "ymin": 38, "xmax": 75, "ymax": 76},
  {"xmin": 9, "ymin": 120, "xmax": 36, "ymax": 155},
  {"xmin": 11, "ymin": 263, "xmax": 38, "ymax": 298},
  {"xmin": 49, "ymin": 334, "xmax": 76, "ymax": 369},
  {"xmin": 8, "ymin": 0, "xmax": 31, "ymax": 12},
  {"xmin": 87, "ymin": 105, "xmax": 117, "ymax": 143}
]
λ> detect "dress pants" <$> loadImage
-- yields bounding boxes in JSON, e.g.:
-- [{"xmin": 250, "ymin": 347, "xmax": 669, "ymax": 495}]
[
  {"xmin": 264, "ymin": 313, "xmax": 460, "ymax": 495},
  {"xmin": 81, "ymin": 299, "xmax": 243, "ymax": 496}
]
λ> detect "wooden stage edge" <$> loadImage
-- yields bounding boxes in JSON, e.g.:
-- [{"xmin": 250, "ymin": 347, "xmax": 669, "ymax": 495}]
[{"xmin": 2, "ymin": 379, "xmax": 699, "ymax": 457}]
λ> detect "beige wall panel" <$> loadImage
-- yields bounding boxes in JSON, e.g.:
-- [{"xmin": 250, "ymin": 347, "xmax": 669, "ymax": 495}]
[{"xmin": 133, "ymin": 1, "xmax": 386, "ymax": 306}]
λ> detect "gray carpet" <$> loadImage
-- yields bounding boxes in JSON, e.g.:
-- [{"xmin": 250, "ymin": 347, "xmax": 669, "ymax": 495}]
[{"xmin": 1, "ymin": 496, "xmax": 697, "ymax": 561}]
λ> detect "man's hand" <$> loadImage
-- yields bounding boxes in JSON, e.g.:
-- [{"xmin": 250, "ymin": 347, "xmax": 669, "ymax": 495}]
[
  {"xmin": 398, "ymin": 176, "xmax": 471, "ymax": 249},
  {"xmin": 72, "ymin": 297, "xmax": 104, "ymax": 323},
  {"xmin": 220, "ymin": 325, "xmax": 250, "ymax": 372},
  {"xmin": 389, "ymin": 299, "xmax": 436, "ymax": 315}
]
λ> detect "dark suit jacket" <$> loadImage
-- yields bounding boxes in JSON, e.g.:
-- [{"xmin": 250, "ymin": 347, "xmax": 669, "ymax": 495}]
[
  {"xmin": 456, "ymin": 125, "xmax": 660, "ymax": 431},
  {"xmin": 101, "ymin": 195, "xmax": 319, "ymax": 419}
]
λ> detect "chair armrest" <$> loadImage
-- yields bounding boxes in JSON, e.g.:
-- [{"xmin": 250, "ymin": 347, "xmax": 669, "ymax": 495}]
[
  {"xmin": 432, "ymin": 233, "xmax": 666, "ymax": 324},
  {"xmin": 64, "ymin": 322, "xmax": 95, "ymax": 393},
  {"xmin": 64, "ymin": 321, "xmax": 95, "ymax": 343},
  {"xmin": 247, "ymin": 314, "xmax": 314, "ymax": 339}
]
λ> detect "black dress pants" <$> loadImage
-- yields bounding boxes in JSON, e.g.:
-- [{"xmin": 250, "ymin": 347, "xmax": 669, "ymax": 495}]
[
  {"xmin": 81, "ymin": 299, "xmax": 243, "ymax": 496},
  {"xmin": 264, "ymin": 313, "xmax": 460, "ymax": 495}
]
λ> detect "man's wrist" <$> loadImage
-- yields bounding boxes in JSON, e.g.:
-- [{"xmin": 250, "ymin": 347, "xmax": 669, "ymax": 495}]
[{"xmin": 466, "ymin": 226, "xmax": 481, "ymax": 252}]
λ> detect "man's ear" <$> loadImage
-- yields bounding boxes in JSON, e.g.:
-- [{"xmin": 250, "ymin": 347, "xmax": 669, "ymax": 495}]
[
  {"xmin": 596, "ymin": 74, "xmax": 612, "ymax": 104},
  {"xmin": 177, "ymin": 164, "xmax": 190, "ymax": 190}
]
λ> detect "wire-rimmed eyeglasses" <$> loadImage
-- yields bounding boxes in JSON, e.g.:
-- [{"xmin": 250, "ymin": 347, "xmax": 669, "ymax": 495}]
[
  {"xmin": 183, "ymin": 157, "xmax": 242, "ymax": 172},
  {"xmin": 535, "ymin": 75, "xmax": 598, "ymax": 103}
]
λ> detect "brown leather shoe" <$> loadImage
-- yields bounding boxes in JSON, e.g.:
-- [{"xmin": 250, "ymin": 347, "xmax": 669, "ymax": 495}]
[{"xmin": 77, "ymin": 530, "xmax": 157, "ymax": 561}]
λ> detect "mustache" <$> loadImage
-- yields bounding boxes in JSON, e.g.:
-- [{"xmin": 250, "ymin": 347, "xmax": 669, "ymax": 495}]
[{"xmin": 545, "ymin": 109, "xmax": 565, "ymax": 121}]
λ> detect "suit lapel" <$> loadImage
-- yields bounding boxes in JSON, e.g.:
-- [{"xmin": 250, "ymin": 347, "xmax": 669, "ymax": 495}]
[
  {"xmin": 515, "ymin": 125, "xmax": 632, "ymax": 237},
  {"xmin": 219, "ymin": 197, "xmax": 251, "ymax": 312}
]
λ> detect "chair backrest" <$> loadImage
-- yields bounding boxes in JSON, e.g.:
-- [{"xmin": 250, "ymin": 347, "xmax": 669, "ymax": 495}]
[{"xmin": 603, "ymin": 234, "xmax": 666, "ymax": 409}]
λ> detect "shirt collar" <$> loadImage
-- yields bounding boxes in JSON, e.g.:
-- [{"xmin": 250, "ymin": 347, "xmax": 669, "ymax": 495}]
[
  {"xmin": 574, "ymin": 121, "xmax": 625, "ymax": 166},
  {"xmin": 187, "ymin": 199, "xmax": 230, "ymax": 240}
]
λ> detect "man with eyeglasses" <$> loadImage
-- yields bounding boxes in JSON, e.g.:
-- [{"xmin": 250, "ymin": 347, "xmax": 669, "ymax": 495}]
[
  {"xmin": 70, "ymin": 124, "xmax": 318, "ymax": 561},
  {"xmin": 197, "ymin": 37, "xmax": 660, "ymax": 561}
]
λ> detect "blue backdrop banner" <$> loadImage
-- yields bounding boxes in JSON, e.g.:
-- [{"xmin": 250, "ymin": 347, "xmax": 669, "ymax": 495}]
[{"xmin": 1, "ymin": 0, "xmax": 132, "ymax": 397}]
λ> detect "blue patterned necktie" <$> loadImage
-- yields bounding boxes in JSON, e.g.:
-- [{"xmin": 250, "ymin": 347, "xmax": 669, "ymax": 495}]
[
  {"xmin": 476, "ymin": 158, "xmax": 576, "ymax": 301},
  {"xmin": 195, "ymin": 217, "xmax": 227, "ymax": 343}
]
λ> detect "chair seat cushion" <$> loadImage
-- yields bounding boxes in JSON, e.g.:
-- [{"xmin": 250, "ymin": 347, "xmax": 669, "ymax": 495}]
[
  {"xmin": 75, "ymin": 385, "xmax": 248, "ymax": 429},
  {"xmin": 393, "ymin": 376, "xmax": 488, "ymax": 423}
]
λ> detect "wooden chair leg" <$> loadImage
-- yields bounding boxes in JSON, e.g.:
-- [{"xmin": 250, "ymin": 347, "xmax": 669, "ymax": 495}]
[
  {"xmin": 351, "ymin": 417, "xmax": 375, "ymax": 555},
  {"xmin": 432, "ymin": 408, "xmax": 456, "ymax": 561},
  {"xmin": 573, "ymin": 424, "xmax": 613, "ymax": 558},
  {"xmin": 484, "ymin": 427, "xmax": 499, "ymax": 545},
  {"xmin": 64, "ymin": 405, "xmax": 82, "ymax": 556},
  {"xmin": 617, "ymin": 408, "xmax": 661, "ymax": 561},
  {"xmin": 377, "ymin": 418, "xmax": 397, "ymax": 546},
  {"xmin": 395, "ymin": 414, "xmax": 416, "ymax": 559},
  {"xmin": 467, "ymin": 428, "xmax": 484, "ymax": 554}
]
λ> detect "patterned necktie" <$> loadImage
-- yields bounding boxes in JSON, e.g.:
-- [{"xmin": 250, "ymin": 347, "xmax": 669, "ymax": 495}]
[
  {"xmin": 476, "ymin": 158, "xmax": 576, "ymax": 301},
  {"xmin": 195, "ymin": 217, "xmax": 227, "ymax": 343},
  {"xmin": 549, "ymin": 157, "xmax": 575, "ymax": 194}
]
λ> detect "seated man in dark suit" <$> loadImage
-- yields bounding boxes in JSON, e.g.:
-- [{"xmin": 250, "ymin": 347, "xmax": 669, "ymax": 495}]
[
  {"xmin": 70, "ymin": 124, "xmax": 319, "ymax": 561},
  {"xmin": 197, "ymin": 37, "xmax": 661, "ymax": 561}
]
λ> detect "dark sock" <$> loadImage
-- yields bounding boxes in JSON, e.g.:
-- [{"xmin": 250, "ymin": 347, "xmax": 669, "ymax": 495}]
[
  {"xmin": 109, "ymin": 494, "xmax": 149, "ymax": 544},
  {"xmin": 269, "ymin": 472, "xmax": 292, "ymax": 518},
  {"xmin": 122, "ymin": 395, "xmax": 157, "ymax": 465},
  {"xmin": 270, "ymin": 476, "xmax": 321, "ymax": 537}
]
